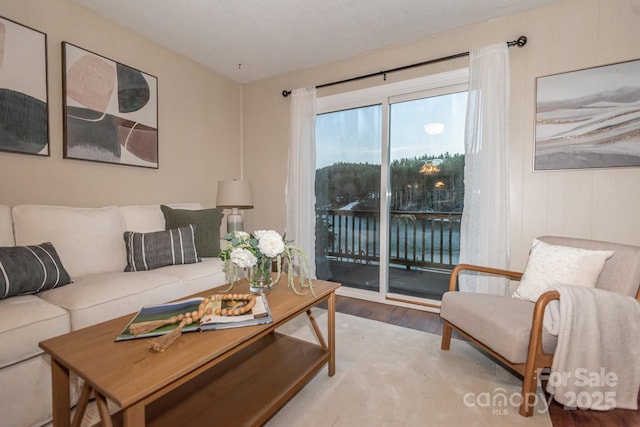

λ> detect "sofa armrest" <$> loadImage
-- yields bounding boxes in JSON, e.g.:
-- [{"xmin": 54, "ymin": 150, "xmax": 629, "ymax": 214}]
[{"xmin": 448, "ymin": 263, "xmax": 523, "ymax": 291}]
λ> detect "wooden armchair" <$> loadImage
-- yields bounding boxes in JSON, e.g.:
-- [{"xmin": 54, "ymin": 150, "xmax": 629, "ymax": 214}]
[{"xmin": 440, "ymin": 236, "xmax": 640, "ymax": 416}]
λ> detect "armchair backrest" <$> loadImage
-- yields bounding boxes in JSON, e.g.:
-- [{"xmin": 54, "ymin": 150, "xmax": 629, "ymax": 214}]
[{"xmin": 538, "ymin": 236, "xmax": 640, "ymax": 299}]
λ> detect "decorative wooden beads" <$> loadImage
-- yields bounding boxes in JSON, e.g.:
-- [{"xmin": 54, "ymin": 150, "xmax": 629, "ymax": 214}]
[
  {"xmin": 130, "ymin": 293, "xmax": 257, "ymax": 338},
  {"xmin": 211, "ymin": 293, "xmax": 256, "ymax": 316},
  {"xmin": 128, "ymin": 298, "xmax": 213, "ymax": 336},
  {"xmin": 175, "ymin": 296, "xmax": 214, "ymax": 325}
]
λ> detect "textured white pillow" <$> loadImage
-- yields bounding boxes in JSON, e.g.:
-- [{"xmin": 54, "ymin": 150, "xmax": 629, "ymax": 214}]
[
  {"xmin": 12, "ymin": 205, "xmax": 127, "ymax": 278},
  {"xmin": 119, "ymin": 203, "xmax": 204, "ymax": 233},
  {"xmin": 513, "ymin": 239, "xmax": 614, "ymax": 302}
]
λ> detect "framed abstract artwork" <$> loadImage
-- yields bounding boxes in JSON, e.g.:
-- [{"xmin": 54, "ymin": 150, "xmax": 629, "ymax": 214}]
[
  {"xmin": 0, "ymin": 16, "xmax": 49, "ymax": 156},
  {"xmin": 62, "ymin": 42, "xmax": 158, "ymax": 168},
  {"xmin": 535, "ymin": 58, "xmax": 640, "ymax": 171}
]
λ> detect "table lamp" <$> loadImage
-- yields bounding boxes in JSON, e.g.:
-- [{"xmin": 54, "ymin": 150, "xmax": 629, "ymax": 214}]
[{"xmin": 216, "ymin": 180, "xmax": 254, "ymax": 232}]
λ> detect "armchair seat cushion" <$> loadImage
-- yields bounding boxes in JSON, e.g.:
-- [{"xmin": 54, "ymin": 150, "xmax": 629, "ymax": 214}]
[{"xmin": 440, "ymin": 291, "xmax": 557, "ymax": 364}]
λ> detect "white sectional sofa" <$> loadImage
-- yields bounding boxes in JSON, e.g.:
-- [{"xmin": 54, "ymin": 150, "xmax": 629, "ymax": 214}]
[{"xmin": 0, "ymin": 203, "xmax": 228, "ymax": 427}]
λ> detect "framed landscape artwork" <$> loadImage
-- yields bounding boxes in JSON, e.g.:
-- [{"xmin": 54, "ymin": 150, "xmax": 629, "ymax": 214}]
[
  {"xmin": 62, "ymin": 42, "xmax": 158, "ymax": 168},
  {"xmin": 535, "ymin": 58, "xmax": 640, "ymax": 171},
  {"xmin": 0, "ymin": 16, "xmax": 49, "ymax": 156}
]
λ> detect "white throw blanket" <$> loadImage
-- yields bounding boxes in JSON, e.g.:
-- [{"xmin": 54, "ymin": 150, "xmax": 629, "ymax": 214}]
[{"xmin": 543, "ymin": 285, "xmax": 640, "ymax": 410}]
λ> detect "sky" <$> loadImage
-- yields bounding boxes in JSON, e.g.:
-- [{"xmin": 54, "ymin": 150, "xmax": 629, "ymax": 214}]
[{"xmin": 315, "ymin": 91, "xmax": 467, "ymax": 169}]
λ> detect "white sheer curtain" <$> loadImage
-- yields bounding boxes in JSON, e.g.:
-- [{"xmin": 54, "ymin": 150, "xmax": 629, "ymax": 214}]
[
  {"xmin": 286, "ymin": 87, "xmax": 317, "ymax": 278},
  {"xmin": 459, "ymin": 43, "xmax": 511, "ymax": 294}
]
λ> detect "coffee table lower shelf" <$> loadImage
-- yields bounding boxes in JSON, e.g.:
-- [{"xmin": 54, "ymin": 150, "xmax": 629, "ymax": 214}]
[{"xmin": 104, "ymin": 332, "xmax": 329, "ymax": 427}]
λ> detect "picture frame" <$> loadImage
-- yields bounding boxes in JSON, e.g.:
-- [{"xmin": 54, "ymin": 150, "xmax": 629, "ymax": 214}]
[
  {"xmin": 0, "ymin": 15, "xmax": 49, "ymax": 156},
  {"xmin": 534, "ymin": 58, "xmax": 640, "ymax": 171},
  {"xmin": 62, "ymin": 42, "xmax": 158, "ymax": 168}
]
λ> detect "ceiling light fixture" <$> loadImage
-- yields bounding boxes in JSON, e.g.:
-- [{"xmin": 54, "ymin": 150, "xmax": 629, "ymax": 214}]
[
  {"xmin": 424, "ymin": 123, "xmax": 444, "ymax": 135},
  {"xmin": 419, "ymin": 160, "xmax": 442, "ymax": 175}
]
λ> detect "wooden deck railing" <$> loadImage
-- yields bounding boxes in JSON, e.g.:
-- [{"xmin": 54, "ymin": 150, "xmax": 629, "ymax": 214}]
[{"xmin": 316, "ymin": 209, "xmax": 461, "ymax": 270}]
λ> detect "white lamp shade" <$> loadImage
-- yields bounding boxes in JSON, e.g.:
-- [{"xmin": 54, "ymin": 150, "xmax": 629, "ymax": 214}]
[{"xmin": 216, "ymin": 180, "xmax": 254, "ymax": 209}]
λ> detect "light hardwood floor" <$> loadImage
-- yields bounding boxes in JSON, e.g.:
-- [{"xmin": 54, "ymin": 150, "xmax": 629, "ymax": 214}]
[{"xmin": 326, "ymin": 295, "xmax": 640, "ymax": 427}]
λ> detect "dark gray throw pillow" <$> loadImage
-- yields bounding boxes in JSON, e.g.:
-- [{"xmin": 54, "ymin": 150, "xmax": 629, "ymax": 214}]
[
  {"xmin": 161, "ymin": 205, "xmax": 223, "ymax": 257},
  {"xmin": 124, "ymin": 224, "xmax": 201, "ymax": 272},
  {"xmin": 0, "ymin": 242, "xmax": 73, "ymax": 299}
]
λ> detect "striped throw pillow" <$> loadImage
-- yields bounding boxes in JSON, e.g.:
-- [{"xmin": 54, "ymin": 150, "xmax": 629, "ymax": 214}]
[
  {"xmin": 0, "ymin": 242, "xmax": 73, "ymax": 299},
  {"xmin": 124, "ymin": 225, "xmax": 201, "ymax": 272}
]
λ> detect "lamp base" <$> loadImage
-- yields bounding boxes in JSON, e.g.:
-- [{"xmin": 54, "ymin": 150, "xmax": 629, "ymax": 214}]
[{"xmin": 226, "ymin": 209, "xmax": 244, "ymax": 233}]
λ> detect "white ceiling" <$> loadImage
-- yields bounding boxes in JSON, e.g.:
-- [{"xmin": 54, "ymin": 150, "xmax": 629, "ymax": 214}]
[{"xmin": 72, "ymin": 0, "xmax": 559, "ymax": 84}]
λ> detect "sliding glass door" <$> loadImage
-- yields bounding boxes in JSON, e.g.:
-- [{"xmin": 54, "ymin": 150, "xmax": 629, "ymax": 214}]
[
  {"xmin": 315, "ymin": 105, "xmax": 382, "ymax": 292},
  {"xmin": 387, "ymin": 91, "xmax": 466, "ymax": 301},
  {"xmin": 315, "ymin": 71, "xmax": 468, "ymax": 305}
]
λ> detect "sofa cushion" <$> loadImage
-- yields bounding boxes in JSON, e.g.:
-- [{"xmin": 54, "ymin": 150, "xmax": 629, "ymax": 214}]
[
  {"xmin": 12, "ymin": 205, "xmax": 127, "ymax": 278},
  {"xmin": 161, "ymin": 205, "xmax": 223, "ymax": 257},
  {"xmin": 440, "ymin": 291, "xmax": 557, "ymax": 364},
  {"xmin": 0, "ymin": 354, "xmax": 58, "ymax": 427},
  {"xmin": 119, "ymin": 203, "xmax": 204, "ymax": 233},
  {"xmin": 513, "ymin": 238, "xmax": 614, "ymax": 302},
  {"xmin": 124, "ymin": 225, "xmax": 200, "ymax": 272},
  {"xmin": 0, "ymin": 295, "xmax": 70, "ymax": 368},
  {"xmin": 38, "ymin": 270, "xmax": 184, "ymax": 330},
  {"xmin": 0, "ymin": 205, "xmax": 13, "ymax": 246},
  {"xmin": 0, "ymin": 242, "xmax": 72, "ymax": 299},
  {"xmin": 160, "ymin": 258, "xmax": 227, "ymax": 295}
]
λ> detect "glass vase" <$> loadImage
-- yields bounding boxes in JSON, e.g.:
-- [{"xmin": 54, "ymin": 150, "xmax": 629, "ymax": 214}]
[{"xmin": 249, "ymin": 257, "xmax": 273, "ymax": 293}]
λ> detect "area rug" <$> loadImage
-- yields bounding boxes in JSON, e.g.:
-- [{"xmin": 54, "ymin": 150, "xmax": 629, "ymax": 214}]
[
  {"xmin": 73, "ymin": 309, "xmax": 552, "ymax": 427},
  {"xmin": 266, "ymin": 309, "xmax": 552, "ymax": 427}
]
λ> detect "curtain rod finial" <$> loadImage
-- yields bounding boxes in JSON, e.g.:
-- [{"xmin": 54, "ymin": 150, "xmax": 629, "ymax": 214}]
[
  {"xmin": 282, "ymin": 90, "xmax": 291, "ymax": 97},
  {"xmin": 507, "ymin": 35, "xmax": 527, "ymax": 48}
]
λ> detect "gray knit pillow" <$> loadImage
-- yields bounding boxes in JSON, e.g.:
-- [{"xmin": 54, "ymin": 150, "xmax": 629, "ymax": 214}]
[
  {"xmin": 161, "ymin": 205, "xmax": 223, "ymax": 257},
  {"xmin": 0, "ymin": 242, "xmax": 72, "ymax": 299},
  {"xmin": 124, "ymin": 225, "xmax": 201, "ymax": 272}
]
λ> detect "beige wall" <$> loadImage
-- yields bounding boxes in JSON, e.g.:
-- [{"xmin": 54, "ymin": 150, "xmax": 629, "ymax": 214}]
[
  {"xmin": 2, "ymin": 0, "xmax": 639, "ymax": 270},
  {"xmin": 242, "ymin": 0, "xmax": 640, "ymax": 270},
  {"xmin": 0, "ymin": 0, "xmax": 242, "ymax": 209}
]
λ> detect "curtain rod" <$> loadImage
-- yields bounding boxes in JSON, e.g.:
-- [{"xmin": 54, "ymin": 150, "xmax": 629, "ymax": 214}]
[{"xmin": 282, "ymin": 35, "xmax": 527, "ymax": 97}]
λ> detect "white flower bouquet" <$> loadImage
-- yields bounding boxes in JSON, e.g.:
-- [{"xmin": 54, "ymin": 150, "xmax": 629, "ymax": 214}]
[{"xmin": 220, "ymin": 230, "xmax": 314, "ymax": 295}]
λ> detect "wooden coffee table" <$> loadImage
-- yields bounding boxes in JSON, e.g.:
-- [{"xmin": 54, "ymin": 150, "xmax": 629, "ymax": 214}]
[{"xmin": 39, "ymin": 276, "xmax": 340, "ymax": 427}]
